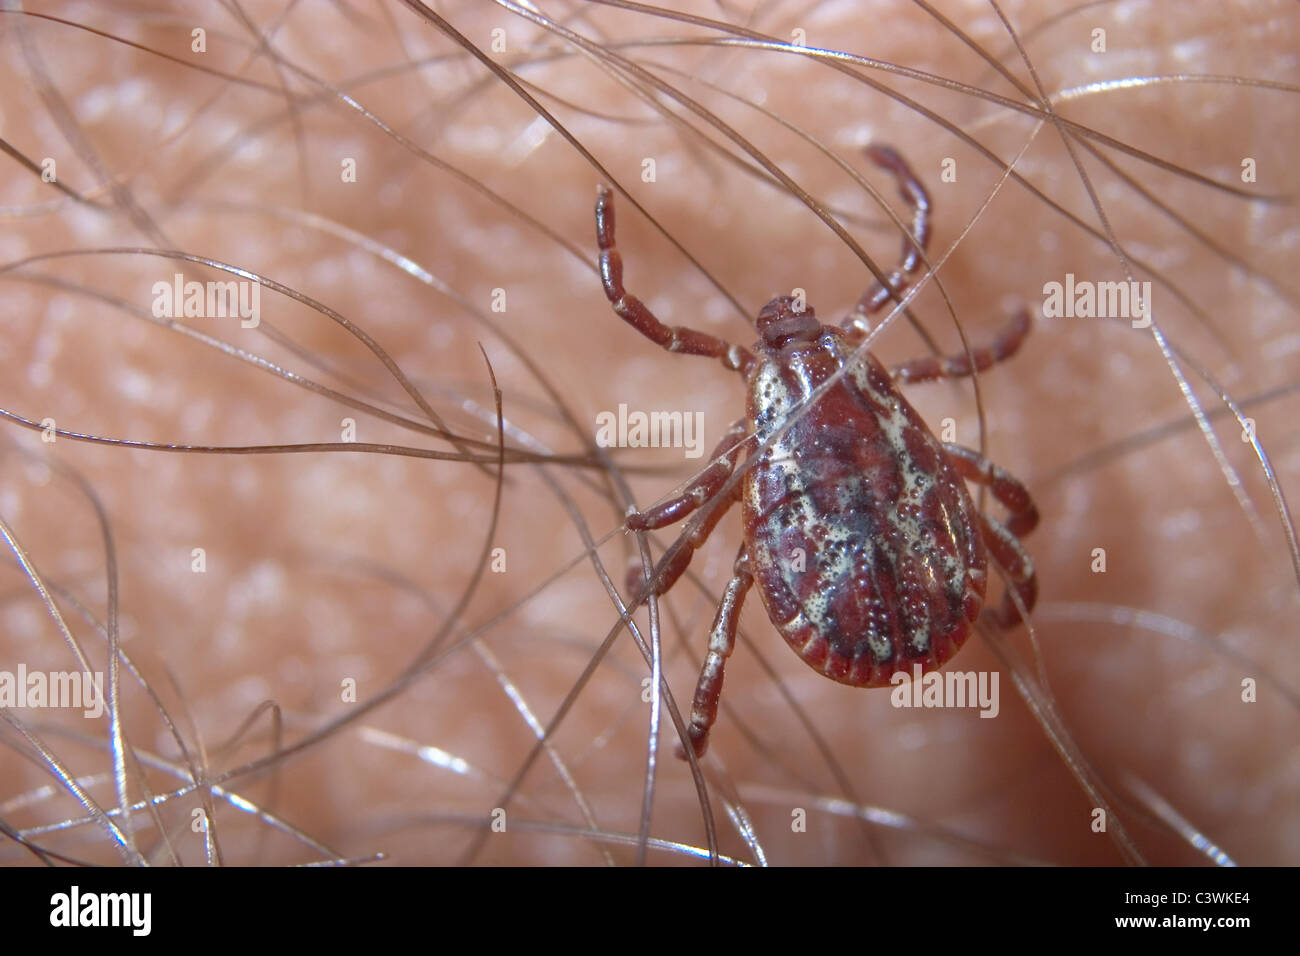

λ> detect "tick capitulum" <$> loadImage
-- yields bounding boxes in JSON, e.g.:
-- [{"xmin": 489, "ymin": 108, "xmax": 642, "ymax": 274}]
[{"xmin": 596, "ymin": 145, "xmax": 1039, "ymax": 759}]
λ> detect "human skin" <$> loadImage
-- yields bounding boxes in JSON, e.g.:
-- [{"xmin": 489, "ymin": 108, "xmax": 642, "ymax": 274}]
[{"xmin": 1, "ymin": 0, "xmax": 1297, "ymax": 866}]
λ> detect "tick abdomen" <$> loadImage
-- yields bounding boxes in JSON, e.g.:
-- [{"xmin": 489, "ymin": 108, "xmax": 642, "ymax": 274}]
[{"xmin": 742, "ymin": 331, "xmax": 986, "ymax": 686}]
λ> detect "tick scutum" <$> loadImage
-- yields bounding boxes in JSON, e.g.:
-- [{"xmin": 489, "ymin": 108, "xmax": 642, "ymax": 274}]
[{"xmin": 742, "ymin": 329, "xmax": 987, "ymax": 688}]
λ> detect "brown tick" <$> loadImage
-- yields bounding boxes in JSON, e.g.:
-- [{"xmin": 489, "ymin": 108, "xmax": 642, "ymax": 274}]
[{"xmin": 596, "ymin": 145, "xmax": 1039, "ymax": 759}]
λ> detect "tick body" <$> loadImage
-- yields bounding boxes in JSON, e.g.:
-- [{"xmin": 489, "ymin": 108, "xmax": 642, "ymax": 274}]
[
  {"xmin": 743, "ymin": 310, "xmax": 985, "ymax": 687},
  {"xmin": 596, "ymin": 145, "xmax": 1038, "ymax": 757}
]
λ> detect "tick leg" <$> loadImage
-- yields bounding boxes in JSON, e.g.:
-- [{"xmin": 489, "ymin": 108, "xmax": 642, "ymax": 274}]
[
  {"xmin": 976, "ymin": 512, "xmax": 1038, "ymax": 628},
  {"xmin": 942, "ymin": 442, "xmax": 1039, "ymax": 537},
  {"xmin": 596, "ymin": 186, "xmax": 756, "ymax": 376},
  {"xmin": 627, "ymin": 419, "xmax": 748, "ymax": 532},
  {"xmin": 680, "ymin": 546, "xmax": 753, "ymax": 760},
  {"xmin": 890, "ymin": 307, "xmax": 1031, "ymax": 386},
  {"xmin": 843, "ymin": 144, "xmax": 932, "ymax": 333},
  {"xmin": 627, "ymin": 419, "xmax": 747, "ymax": 597}
]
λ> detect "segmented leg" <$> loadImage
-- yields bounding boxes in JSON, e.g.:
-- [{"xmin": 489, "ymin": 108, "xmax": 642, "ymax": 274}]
[
  {"xmin": 596, "ymin": 186, "xmax": 756, "ymax": 376},
  {"xmin": 626, "ymin": 418, "xmax": 748, "ymax": 598},
  {"xmin": 843, "ymin": 144, "xmax": 932, "ymax": 333},
  {"xmin": 976, "ymin": 512, "xmax": 1038, "ymax": 628},
  {"xmin": 890, "ymin": 307, "xmax": 1031, "ymax": 386},
  {"xmin": 942, "ymin": 441, "xmax": 1039, "ymax": 537},
  {"xmin": 680, "ymin": 547, "xmax": 753, "ymax": 759}
]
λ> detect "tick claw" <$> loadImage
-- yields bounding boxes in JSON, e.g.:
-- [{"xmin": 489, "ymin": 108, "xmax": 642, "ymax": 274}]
[{"xmin": 624, "ymin": 562, "xmax": 647, "ymax": 598}]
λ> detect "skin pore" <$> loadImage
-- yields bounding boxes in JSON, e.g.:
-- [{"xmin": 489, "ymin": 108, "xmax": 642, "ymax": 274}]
[{"xmin": 1, "ymin": 1, "xmax": 1297, "ymax": 865}]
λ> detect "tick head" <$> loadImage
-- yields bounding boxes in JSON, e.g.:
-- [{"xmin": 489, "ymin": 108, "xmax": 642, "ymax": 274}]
[{"xmin": 756, "ymin": 295, "xmax": 820, "ymax": 350}]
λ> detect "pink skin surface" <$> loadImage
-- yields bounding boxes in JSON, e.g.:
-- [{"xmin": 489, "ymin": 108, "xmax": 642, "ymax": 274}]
[{"xmin": 1, "ymin": 2, "xmax": 1297, "ymax": 865}]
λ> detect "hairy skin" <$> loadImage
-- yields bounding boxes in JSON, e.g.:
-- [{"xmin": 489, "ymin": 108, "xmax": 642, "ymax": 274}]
[{"xmin": 0, "ymin": 1, "xmax": 1297, "ymax": 865}]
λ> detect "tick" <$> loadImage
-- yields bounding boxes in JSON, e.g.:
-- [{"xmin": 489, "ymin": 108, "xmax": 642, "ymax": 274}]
[{"xmin": 596, "ymin": 145, "xmax": 1039, "ymax": 759}]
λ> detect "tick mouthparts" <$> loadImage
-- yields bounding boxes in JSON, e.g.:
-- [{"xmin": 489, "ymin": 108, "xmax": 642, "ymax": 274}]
[{"xmin": 756, "ymin": 296, "xmax": 820, "ymax": 348}]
